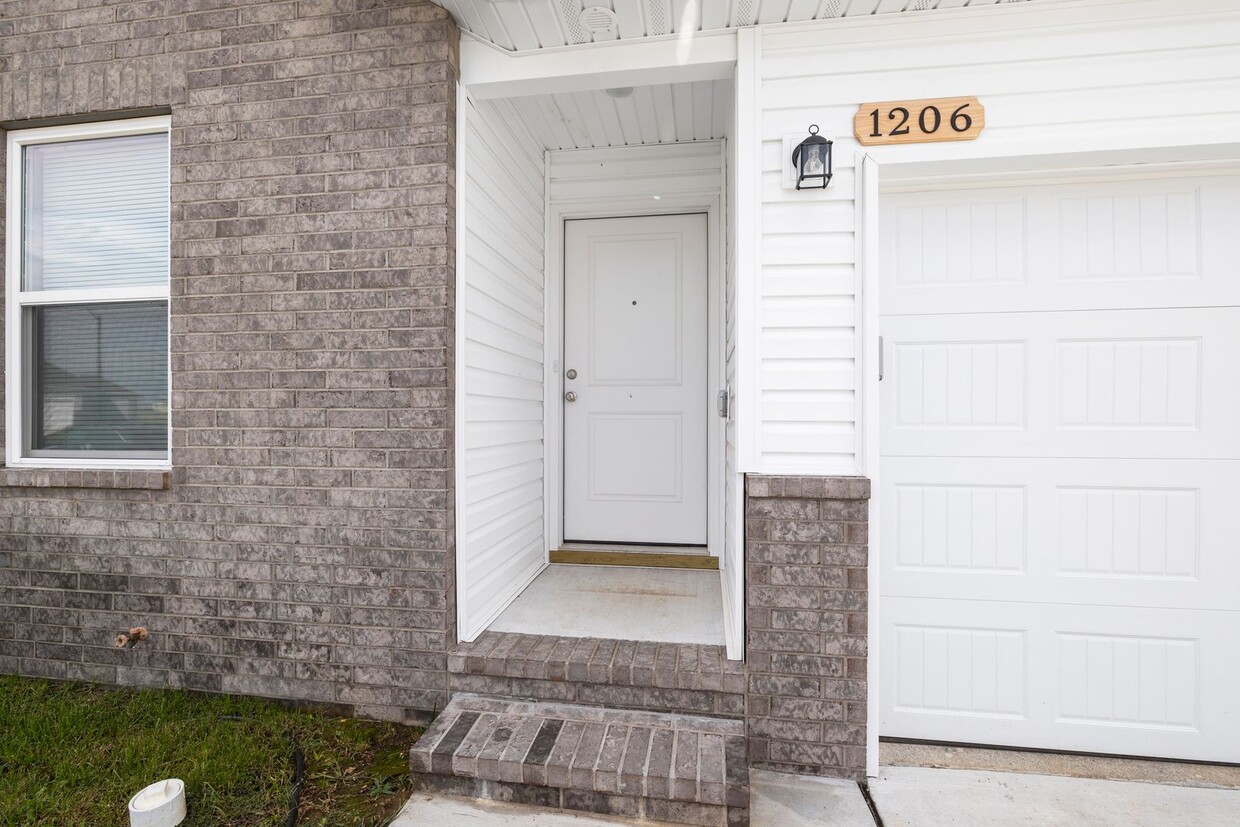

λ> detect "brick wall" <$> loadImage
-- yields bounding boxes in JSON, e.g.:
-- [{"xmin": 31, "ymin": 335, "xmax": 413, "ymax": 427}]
[
  {"xmin": 0, "ymin": 0, "xmax": 459, "ymax": 724},
  {"xmin": 744, "ymin": 475, "xmax": 870, "ymax": 780}
]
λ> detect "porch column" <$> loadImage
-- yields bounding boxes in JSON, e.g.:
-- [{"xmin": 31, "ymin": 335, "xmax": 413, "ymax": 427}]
[{"xmin": 744, "ymin": 475, "xmax": 871, "ymax": 780}]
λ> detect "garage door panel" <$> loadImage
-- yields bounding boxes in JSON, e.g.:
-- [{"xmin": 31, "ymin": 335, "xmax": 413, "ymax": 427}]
[
  {"xmin": 879, "ymin": 168, "xmax": 1240, "ymax": 762},
  {"xmin": 882, "ymin": 308, "xmax": 1240, "ymax": 459},
  {"xmin": 881, "ymin": 174, "xmax": 1240, "ymax": 316},
  {"xmin": 881, "ymin": 457, "xmax": 1240, "ymax": 611},
  {"xmin": 882, "ymin": 597, "xmax": 1238, "ymax": 762}
]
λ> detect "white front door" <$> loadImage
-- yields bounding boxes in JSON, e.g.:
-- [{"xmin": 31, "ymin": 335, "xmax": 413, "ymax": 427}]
[
  {"xmin": 563, "ymin": 214, "xmax": 709, "ymax": 546},
  {"xmin": 878, "ymin": 170, "xmax": 1240, "ymax": 763}
]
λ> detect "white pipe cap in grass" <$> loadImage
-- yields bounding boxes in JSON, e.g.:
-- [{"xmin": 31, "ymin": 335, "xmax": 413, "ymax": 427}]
[{"xmin": 128, "ymin": 778, "xmax": 186, "ymax": 827}]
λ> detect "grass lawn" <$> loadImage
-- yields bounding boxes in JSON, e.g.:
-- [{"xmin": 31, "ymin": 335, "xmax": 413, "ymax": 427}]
[{"xmin": 0, "ymin": 676, "xmax": 423, "ymax": 826}]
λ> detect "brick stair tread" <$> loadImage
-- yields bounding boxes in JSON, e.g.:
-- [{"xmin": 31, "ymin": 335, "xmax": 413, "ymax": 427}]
[
  {"xmin": 450, "ymin": 631, "xmax": 746, "ymax": 693},
  {"xmin": 410, "ymin": 694, "xmax": 749, "ymax": 808}
]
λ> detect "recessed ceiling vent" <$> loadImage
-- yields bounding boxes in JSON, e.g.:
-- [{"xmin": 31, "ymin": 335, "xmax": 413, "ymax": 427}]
[{"xmin": 579, "ymin": 6, "xmax": 618, "ymax": 34}]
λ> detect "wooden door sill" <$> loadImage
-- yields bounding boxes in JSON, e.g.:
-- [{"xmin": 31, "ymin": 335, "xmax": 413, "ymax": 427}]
[{"xmin": 549, "ymin": 548, "xmax": 719, "ymax": 570}]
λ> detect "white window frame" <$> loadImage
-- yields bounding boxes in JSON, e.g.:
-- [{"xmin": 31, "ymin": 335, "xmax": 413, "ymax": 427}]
[{"xmin": 5, "ymin": 116, "xmax": 172, "ymax": 470}]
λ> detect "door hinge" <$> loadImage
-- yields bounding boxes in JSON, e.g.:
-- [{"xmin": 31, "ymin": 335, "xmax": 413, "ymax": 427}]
[{"xmin": 717, "ymin": 389, "xmax": 730, "ymax": 419}]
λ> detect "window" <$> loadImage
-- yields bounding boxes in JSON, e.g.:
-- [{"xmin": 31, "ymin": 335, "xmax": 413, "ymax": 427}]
[{"xmin": 6, "ymin": 117, "xmax": 170, "ymax": 468}]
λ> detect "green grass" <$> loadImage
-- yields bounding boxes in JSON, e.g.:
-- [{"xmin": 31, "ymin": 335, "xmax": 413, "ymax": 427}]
[{"xmin": 0, "ymin": 676, "xmax": 422, "ymax": 827}]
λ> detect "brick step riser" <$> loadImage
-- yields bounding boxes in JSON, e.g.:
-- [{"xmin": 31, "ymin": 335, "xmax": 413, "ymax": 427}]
[
  {"xmin": 449, "ymin": 632, "xmax": 746, "ymax": 719},
  {"xmin": 448, "ymin": 671, "xmax": 745, "ymax": 719},
  {"xmin": 411, "ymin": 773, "xmax": 741, "ymax": 827},
  {"xmin": 410, "ymin": 694, "xmax": 750, "ymax": 827}
]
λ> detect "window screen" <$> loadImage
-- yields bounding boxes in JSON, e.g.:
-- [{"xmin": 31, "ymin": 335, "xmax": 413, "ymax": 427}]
[{"xmin": 29, "ymin": 302, "xmax": 169, "ymax": 454}]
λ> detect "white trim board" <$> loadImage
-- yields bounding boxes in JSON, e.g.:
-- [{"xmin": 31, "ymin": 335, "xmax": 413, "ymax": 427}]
[
  {"xmin": 856, "ymin": 151, "xmax": 881, "ymax": 779},
  {"xmin": 461, "ymin": 30, "xmax": 737, "ymax": 100}
]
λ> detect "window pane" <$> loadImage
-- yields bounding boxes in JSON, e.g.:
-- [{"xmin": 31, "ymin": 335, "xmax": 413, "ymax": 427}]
[
  {"xmin": 23, "ymin": 133, "xmax": 169, "ymax": 291},
  {"xmin": 30, "ymin": 302, "xmax": 168, "ymax": 454}
]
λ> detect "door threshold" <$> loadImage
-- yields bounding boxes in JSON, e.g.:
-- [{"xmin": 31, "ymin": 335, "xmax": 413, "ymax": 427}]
[{"xmin": 550, "ymin": 547, "xmax": 719, "ymax": 570}]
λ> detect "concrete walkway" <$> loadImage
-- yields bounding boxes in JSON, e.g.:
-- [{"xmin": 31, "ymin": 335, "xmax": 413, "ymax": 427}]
[
  {"xmin": 391, "ymin": 769, "xmax": 875, "ymax": 826},
  {"xmin": 870, "ymin": 766, "xmax": 1240, "ymax": 827},
  {"xmin": 390, "ymin": 766, "xmax": 1240, "ymax": 827}
]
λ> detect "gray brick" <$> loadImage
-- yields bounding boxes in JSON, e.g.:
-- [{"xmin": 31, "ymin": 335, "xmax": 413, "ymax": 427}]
[
  {"xmin": 0, "ymin": 0, "xmax": 459, "ymax": 727},
  {"xmin": 411, "ymin": 695, "xmax": 747, "ymax": 824},
  {"xmin": 745, "ymin": 475, "xmax": 871, "ymax": 782},
  {"xmin": 448, "ymin": 631, "xmax": 745, "ymax": 719}
]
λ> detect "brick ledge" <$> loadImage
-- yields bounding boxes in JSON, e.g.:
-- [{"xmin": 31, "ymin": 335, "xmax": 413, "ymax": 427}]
[
  {"xmin": 745, "ymin": 474, "xmax": 870, "ymax": 500},
  {"xmin": 0, "ymin": 468, "xmax": 170, "ymax": 490}
]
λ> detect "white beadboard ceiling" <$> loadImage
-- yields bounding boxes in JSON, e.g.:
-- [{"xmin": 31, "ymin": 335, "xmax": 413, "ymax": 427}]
[
  {"xmin": 504, "ymin": 79, "xmax": 731, "ymax": 150},
  {"xmin": 435, "ymin": 0, "xmax": 1053, "ymax": 52}
]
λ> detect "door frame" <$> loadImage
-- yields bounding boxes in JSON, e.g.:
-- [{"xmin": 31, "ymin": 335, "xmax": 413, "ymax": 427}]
[{"xmin": 545, "ymin": 196, "xmax": 726, "ymax": 561}]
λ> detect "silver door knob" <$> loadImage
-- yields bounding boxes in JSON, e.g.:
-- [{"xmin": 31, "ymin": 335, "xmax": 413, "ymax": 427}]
[{"xmin": 564, "ymin": 391, "xmax": 577, "ymax": 402}]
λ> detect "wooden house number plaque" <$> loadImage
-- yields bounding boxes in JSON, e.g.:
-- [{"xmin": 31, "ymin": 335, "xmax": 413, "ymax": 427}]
[{"xmin": 854, "ymin": 96, "xmax": 985, "ymax": 146}]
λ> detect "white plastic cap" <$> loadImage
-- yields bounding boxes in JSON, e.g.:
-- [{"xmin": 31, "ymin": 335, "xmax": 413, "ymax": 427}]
[{"xmin": 128, "ymin": 778, "xmax": 187, "ymax": 827}]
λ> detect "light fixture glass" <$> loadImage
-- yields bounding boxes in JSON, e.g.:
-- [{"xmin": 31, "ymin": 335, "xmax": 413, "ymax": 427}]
[
  {"xmin": 792, "ymin": 124, "xmax": 833, "ymax": 190},
  {"xmin": 605, "ymin": 87, "xmax": 634, "ymax": 99}
]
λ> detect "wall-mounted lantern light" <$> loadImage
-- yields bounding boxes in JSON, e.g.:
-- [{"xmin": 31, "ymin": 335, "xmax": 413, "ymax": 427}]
[{"xmin": 792, "ymin": 125, "xmax": 833, "ymax": 190}]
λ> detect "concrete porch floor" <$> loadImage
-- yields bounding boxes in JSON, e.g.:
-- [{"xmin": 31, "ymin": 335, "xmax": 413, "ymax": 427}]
[
  {"xmin": 390, "ymin": 766, "xmax": 1240, "ymax": 827},
  {"xmin": 487, "ymin": 564, "xmax": 726, "ymax": 646}
]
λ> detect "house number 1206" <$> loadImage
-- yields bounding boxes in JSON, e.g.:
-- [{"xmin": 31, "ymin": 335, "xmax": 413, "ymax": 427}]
[{"xmin": 853, "ymin": 96, "xmax": 985, "ymax": 146}]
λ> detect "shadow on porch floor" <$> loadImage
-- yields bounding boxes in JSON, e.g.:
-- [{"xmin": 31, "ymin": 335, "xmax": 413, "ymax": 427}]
[{"xmin": 488, "ymin": 564, "xmax": 725, "ymax": 646}]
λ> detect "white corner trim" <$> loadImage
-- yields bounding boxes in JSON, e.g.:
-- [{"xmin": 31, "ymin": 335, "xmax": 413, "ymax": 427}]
[
  {"xmin": 453, "ymin": 82, "xmax": 470, "ymax": 643},
  {"xmin": 856, "ymin": 152, "xmax": 882, "ymax": 780},
  {"xmin": 734, "ymin": 26, "xmax": 761, "ymax": 473}
]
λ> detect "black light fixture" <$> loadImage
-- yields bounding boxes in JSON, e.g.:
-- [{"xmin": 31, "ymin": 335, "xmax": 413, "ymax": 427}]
[{"xmin": 792, "ymin": 125, "xmax": 832, "ymax": 190}]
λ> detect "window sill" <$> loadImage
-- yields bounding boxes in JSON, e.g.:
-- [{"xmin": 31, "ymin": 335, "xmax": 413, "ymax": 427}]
[{"xmin": 0, "ymin": 467, "xmax": 170, "ymax": 490}]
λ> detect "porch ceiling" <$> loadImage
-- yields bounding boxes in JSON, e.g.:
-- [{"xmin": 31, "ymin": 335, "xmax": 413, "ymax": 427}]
[
  {"xmin": 433, "ymin": 0, "xmax": 1070, "ymax": 53},
  {"xmin": 507, "ymin": 79, "xmax": 731, "ymax": 150}
]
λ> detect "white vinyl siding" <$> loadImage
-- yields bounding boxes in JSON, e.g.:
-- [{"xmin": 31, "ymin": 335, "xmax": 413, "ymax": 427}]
[
  {"xmin": 5, "ymin": 116, "xmax": 171, "ymax": 468},
  {"xmin": 458, "ymin": 96, "xmax": 548, "ymax": 641},
  {"xmin": 754, "ymin": 0, "xmax": 1240, "ymax": 474}
]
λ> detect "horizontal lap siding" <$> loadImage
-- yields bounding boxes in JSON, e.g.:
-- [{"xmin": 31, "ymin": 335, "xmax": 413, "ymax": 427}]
[
  {"xmin": 459, "ymin": 97, "xmax": 546, "ymax": 639},
  {"xmin": 757, "ymin": 0, "xmax": 1240, "ymax": 473},
  {"xmin": 757, "ymin": 123, "xmax": 856, "ymax": 473}
]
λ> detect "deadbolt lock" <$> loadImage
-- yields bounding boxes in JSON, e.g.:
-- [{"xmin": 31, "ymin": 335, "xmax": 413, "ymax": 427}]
[{"xmin": 566, "ymin": 368, "xmax": 577, "ymax": 380}]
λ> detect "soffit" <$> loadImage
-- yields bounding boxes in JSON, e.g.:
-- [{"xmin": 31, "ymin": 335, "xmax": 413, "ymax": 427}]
[
  {"xmin": 434, "ymin": 0, "xmax": 1061, "ymax": 53},
  {"xmin": 506, "ymin": 79, "xmax": 731, "ymax": 150}
]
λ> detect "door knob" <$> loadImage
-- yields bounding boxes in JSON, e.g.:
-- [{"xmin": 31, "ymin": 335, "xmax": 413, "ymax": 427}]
[{"xmin": 564, "ymin": 391, "xmax": 577, "ymax": 402}]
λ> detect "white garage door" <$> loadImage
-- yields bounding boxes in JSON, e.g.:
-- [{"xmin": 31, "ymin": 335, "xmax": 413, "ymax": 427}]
[{"xmin": 878, "ymin": 169, "xmax": 1240, "ymax": 763}]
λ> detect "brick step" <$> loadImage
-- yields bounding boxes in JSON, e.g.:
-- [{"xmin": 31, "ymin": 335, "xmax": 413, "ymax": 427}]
[
  {"xmin": 410, "ymin": 694, "xmax": 749, "ymax": 826},
  {"xmin": 449, "ymin": 631, "xmax": 745, "ymax": 719}
]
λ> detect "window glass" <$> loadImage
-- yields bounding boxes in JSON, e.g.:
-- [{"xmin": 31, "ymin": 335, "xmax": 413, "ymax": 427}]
[
  {"xmin": 29, "ymin": 302, "xmax": 168, "ymax": 455},
  {"xmin": 23, "ymin": 133, "xmax": 170, "ymax": 292}
]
